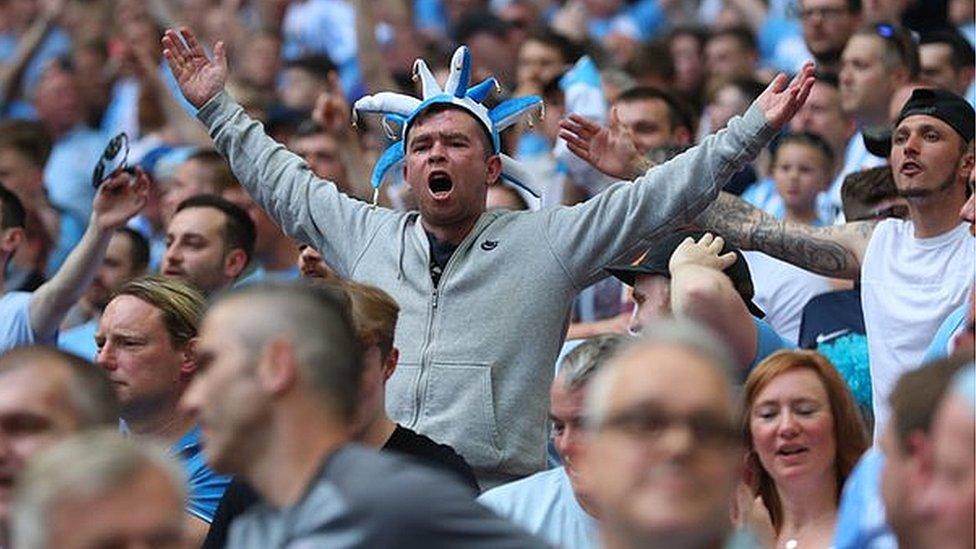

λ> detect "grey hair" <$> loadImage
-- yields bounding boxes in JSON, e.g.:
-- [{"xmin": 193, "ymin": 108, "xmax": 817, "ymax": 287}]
[
  {"xmin": 0, "ymin": 346, "xmax": 119, "ymax": 428},
  {"xmin": 585, "ymin": 318, "xmax": 738, "ymax": 428},
  {"xmin": 559, "ymin": 334, "xmax": 630, "ymax": 390},
  {"xmin": 214, "ymin": 281, "xmax": 363, "ymax": 421},
  {"xmin": 11, "ymin": 429, "xmax": 186, "ymax": 549}
]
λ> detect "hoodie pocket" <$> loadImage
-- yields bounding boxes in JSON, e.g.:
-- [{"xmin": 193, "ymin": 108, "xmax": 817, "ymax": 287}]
[{"xmin": 421, "ymin": 362, "xmax": 503, "ymax": 470}]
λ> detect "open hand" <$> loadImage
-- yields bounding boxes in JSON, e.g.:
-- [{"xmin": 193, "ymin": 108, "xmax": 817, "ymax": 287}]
[
  {"xmin": 558, "ymin": 108, "xmax": 648, "ymax": 180},
  {"xmin": 755, "ymin": 62, "xmax": 815, "ymax": 130},
  {"xmin": 161, "ymin": 27, "xmax": 228, "ymax": 109},
  {"xmin": 669, "ymin": 233, "xmax": 737, "ymax": 274},
  {"xmin": 92, "ymin": 168, "xmax": 150, "ymax": 231}
]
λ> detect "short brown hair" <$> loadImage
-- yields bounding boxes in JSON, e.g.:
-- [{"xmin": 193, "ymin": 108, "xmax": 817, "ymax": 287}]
[
  {"xmin": 888, "ymin": 354, "xmax": 969, "ymax": 453},
  {"xmin": 0, "ymin": 120, "xmax": 52, "ymax": 168},
  {"xmin": 840, "ymin": 166, "xmax": 898, "ymax": 221},
  {"xmin": 113, "ymin": 276, "xmax": 205, "ymax": 348},
  {"xmin": 743, "ymin": 350, "xmax": 869, "ymax": 532}
]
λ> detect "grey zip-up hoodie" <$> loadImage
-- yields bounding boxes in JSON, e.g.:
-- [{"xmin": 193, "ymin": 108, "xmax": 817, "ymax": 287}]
[{"xmin": 197, "ymin": 90, "xmax": 775, "ymax": 486}]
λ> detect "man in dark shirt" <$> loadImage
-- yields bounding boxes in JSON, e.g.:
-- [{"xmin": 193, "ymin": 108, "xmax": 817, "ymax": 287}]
[{"xmin": 202, "ymin": 281, "xmax": 480, "ymax": 548}]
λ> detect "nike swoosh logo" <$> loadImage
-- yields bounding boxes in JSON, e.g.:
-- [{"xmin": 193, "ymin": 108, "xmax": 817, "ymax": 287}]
[{"xmin": 816, "ymin": 328, "xmax": 850, "ymax": 344}]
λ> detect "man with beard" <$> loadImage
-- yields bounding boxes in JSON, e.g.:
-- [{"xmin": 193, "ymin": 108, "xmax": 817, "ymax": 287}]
[
  {"xmin": 799, "ymin": 0, "xmax": 862, "ymax": 74},
  {"xmin": 58, "ymin": 227, "xmax": 149, "ymax": 361}
]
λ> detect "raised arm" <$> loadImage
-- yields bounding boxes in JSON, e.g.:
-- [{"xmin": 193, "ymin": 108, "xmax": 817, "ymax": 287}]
[
  {"xmin": 29, "ymin": 170, "xmax": 148, "ymax": 340},
  {"xmin": 695, "ymin": 192, "xmax": 876, "ymax": 279},
  {"xmin": 668, "ymin": 234, "xmax": 758, "ymax": 368}
]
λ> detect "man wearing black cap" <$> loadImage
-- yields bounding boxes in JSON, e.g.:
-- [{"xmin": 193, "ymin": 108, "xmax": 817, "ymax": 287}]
[
  {"xmin": 607, "ymin": 231, "xmax": 791, "ymax": 371},
  {"xmin": 692, "ymin": 87, "xmax": 974, "ymax": 437}
]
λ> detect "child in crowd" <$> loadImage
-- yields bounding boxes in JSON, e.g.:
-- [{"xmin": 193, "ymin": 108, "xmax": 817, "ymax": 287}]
[{"xmin": 771, "ymin": 132, "xmax": 835, "ymax": 226}]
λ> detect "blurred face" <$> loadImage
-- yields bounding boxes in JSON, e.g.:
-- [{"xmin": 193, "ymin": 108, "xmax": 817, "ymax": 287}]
[
  {"xmin": 705, "ymin": 36, "xmax": 754, "ymax": 82},
  {"xmin": 880, "ymin": 421, "xmax": 933, "ymax": 540},
  {"xmin": 95, "ymin": 296, "xmax": 189, "ymax": 417},
  {"xmin": 290, "ymin": 132, "xmax": 347, "ymax": 185},
  {"xmin": 801, "ymin": 0, "xmax": 859, "ymax": 64},
  {"xmin": 240, "ymin": 34, "xmax": 281, "ymax": 88},
  {"xmin": 921, "ymin": 394, "xmax": 976, "ymax": 548},
  {"xmin": 629, "ymin": 274, "xmax": 671, "ymax": 335},
  {"xmin": 582, "ymin": 346, "xmax": 739, "ymax": 546},
  {"xmin": 163, "ymin": 207, "xmax": 237, "ymax": 296},
  {"xmin": 0, "ymin": 364, "xmax": 79, "ymax": 521},
  {"xmin": 48, "ymin": 466, "xmax": 188, "ymax": 549},
  {"xmin": 32, "ymin": 69, "xmax": 81, "ymax": 135},
  {"xmin": 222, "ymin": 187, "xmax": 280, "ymax": 259},
  {"xmin": 403, "ymin": 108, "xmax": 500, "ymax": 232},
  {"xmin": 670, "ymin": 34, "xmax": 704, "ymax": 93},
  {"xmin": 919, "ymin": 43, "xmax": 968, "ymax": 96},
  {"xmin": 550, "ymin": 375, "xmax": 590, "ymax": 502},
  {"xmin": 709, "ymin": 85, "xmax": 749, "ymax": 132},
  {"xmin": 86, "ymin": 232, "xmax": 141, "ymax": 311},
  {"xmin": 517, "ymin": 40, "xmax": 566, "ymax": 94},
  {"xmin": 840, "ymin": 35, "xmax": 901, "ymax": 123},
  {"xmin": 162, "ymin": 159, "xmax": 217, "ymax": 221},
  {"xmin": 615, "ymin": 98, "xmax": 683, "ymax": 154},
  {"xmin": 773, "ymin": 143, "xmax": 832, "ymax": 213},
  {"xmin": 0, "ymin": 148, "xmax": 43, "ymax": 199},
  {"xmin": 890, "ymin": 115, "xmax": 969, "ymax": 200},
  {"xmin": 279, "ymin": 68, "xmax": 325, "ymax": 112},
  {"xmin": 180, "ymin": 303, "xmax": 271, "ymax": 474},
  {"xmin": 789, "ymin": 82, "xmax": 853, "ymax": 159},
  {"xmin": 467, "ymin": 32, "xmax": 517, "ymax": 87},
  {"xmin": 750, "ymin": 368, "xmax": 837, "ymax": 486}
]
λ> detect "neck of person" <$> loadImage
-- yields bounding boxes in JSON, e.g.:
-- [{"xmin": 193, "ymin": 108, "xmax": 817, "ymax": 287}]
[
  {"xmin": 124, "ymin": 400, "xmax": 196, "ymax": 445},
  {"xmin": 602, "ymin": 524, "xmax": 729, "ymax": 549},
  {"xmin": 908, "ymin": 183, "xmax": 967, "ymax": 239},
  {"xmin": 784, "ymin": 206, "xmax": 820, "ymax": 226},
  {"xmin": 775, "ymin": 471, "xmax": 838, "ymax": 544},
  {"xmin": 261, "ymin": 236, "xmax": 300, "ymax": 272},
  {"xmin": 422, "ymin": 215, "xmax": 481, "ymax": 246},
  {"xmin": 248, "ymin": 399, "xmax": 352, "ymax": 508},
  {"xmin": 358, "ymin": 411, "xmax": 397, "ymax": 449}
]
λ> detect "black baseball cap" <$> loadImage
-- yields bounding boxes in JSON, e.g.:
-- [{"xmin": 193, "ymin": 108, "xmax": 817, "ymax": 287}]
[
  {"xmin": 870, "ymin": 88, "xmax": 975, "ymax": 157},
  {"xmin": 606, "ymin": 229, "xmax": 766, "ymax": 319}
]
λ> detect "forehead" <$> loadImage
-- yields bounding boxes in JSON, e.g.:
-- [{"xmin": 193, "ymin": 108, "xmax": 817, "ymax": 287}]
[
  {"xmin": 0, "ymin": 363, "xmax": 71, "ymax": 416},
  {"xmin": 776, "ymin": 141, "xmax": 824, "ymax": 159},
  {"xmin": 615, "ymin": 98, "xmax": 669, "ymax": 120},
  {"xmin": 605, "ymin": 345, "xmax": 732, "ymax": 414},
  {"xmin": 919, "ymin": 42, "xmax": 953, "ymax": 60},
  {"xmin": 520, "ymin": 39, "xmax": 563, "ymax": 59},
  {"xmin": 808, "ymin": 81, "xmax": 841, "ymax": 103},
  {"xmin": 101, "ymin": 295, "xmax": 165, "ymax": 333},
  {"xmin": 106, "ymin": 232, "xmax": 134, "ymax": 258},
  {"xmin": 802, "ymin": 0, "xmax": 847, "ymax": 8},
  {"xmin": 168, "ymin": 207, "xmax": 225, "ymax": 238},
  {"xmin": 844, "ymin": 35, "xmax": 885, "ymax": 59},
  {"xmin": 407, "ymin": 107, "xmax": 487, "ymax": 141},
  {"xmin": 894, "ymin": 114, "xmax": 958, "ymax": 135},
  {"xmin": 752, "ymin": 367, "xmax": 829, "ymax": 403}
]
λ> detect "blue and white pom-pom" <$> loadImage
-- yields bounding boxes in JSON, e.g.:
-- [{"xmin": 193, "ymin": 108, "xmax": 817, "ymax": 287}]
[{"xmin": 352, "ymin": 46, "xmax": 544, "ymax": 205}]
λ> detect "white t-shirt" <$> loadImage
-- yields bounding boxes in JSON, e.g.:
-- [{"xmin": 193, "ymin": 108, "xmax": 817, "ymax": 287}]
[
  {"xmin": 743, "ymin": 251, "xmax": 833, "ymax": 344},
  {"xmin": 824, "ymin": 132, "xmax": 888, "ymax": 223},
  {"xmin": 478, "ymin": 467, "xmax": 599, "ymax": 549},
  {"xmin": 861, "ymin": 219, "xmax": 975, "ymax": 437}
]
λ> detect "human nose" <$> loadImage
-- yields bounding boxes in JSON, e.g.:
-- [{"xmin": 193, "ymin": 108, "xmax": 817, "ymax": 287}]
[
  {"xmin": 627, "ymin": 306, "xmax": 643, "ymax": 336},
  {"xmin": 776, "ymin": 411, "xmax": 800, "ymax": 437},
  {"xmin": 96, "ymin": 342, "xmax": 116, "ymax": 371},
  {"xmin": 656, "ymin": 419, "xmax": 695, "ymax": 458}
]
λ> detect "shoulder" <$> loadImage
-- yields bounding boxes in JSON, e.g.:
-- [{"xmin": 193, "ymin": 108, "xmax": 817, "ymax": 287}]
[
  {"xmin": 385, "ymin": 426, "xmax": 478, "ymax": 492},
  {"xmin": 478, "ymin": 468, "xmax": 565, "ymax": 513}
]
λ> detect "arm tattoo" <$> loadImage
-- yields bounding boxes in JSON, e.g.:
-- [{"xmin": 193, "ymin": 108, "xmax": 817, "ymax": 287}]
[{"xmin": 695, "ymin": 193, "xmax": 872, "ymax": 279}]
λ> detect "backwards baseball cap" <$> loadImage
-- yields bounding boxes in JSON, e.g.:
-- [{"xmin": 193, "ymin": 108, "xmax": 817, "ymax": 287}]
[
  {"xmin": 871, "ymin": 88, "xmax": 975, "ymax": 157},
  {"xmin": 606, "ymin": 230, "xmax": 765, "ymax": 318}
]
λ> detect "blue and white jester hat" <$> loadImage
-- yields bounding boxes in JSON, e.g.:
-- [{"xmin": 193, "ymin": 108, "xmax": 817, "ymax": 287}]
[{"xmin": 352, "ymin": 46, "xmax": 544, "ymax": 204}]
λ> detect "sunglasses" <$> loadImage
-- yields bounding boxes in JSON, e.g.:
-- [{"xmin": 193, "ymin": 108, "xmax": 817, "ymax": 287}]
[{"xmin": 92, "ymin": 132, "xmax": 135, "ymax": 188}]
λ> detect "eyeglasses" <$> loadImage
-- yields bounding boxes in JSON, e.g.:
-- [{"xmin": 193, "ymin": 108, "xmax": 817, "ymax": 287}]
[
  {"xmin": 92, "ymin": 132, "xmax": 132, "ymax": 188},
  {"xmin": 594, "ymin": 406, "xmax": 740, "ymax": 449}
]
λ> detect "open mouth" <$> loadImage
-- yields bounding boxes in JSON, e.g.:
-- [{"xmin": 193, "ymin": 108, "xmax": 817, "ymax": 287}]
[
  {"xmin": 776, "ymin": 445, "xmax": 808, "ymax": 457},
  {"xmin": 428, "ymin": 172, "xmax": 454, "ymax": 197},
  {"xmin": 900, "ymin": 161, "xmax": 922, "ymax": 176}
]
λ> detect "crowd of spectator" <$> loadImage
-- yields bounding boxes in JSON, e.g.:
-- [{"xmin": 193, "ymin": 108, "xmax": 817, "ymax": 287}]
[{"xmin": 0, "ymin": 0, "xmax": 973, "ymax": 547}]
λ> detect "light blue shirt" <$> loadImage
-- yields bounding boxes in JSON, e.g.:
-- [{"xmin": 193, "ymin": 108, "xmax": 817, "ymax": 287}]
[
  {"xmin": 479, "ymin": 467, "xmax": 599, "ymax": 549},
  {"xmin": 750, "ymin": 316, "xmax": 794, "ymax": 371},
  {"xmin": 171, "ymin": 426, "xmax": 232, "ymax": 523},
  {"xmin": 0, "ymin": 291, "xmax": 45, "ymax": 352},
  {"xmin": 924, "ymin": 301, "xmax": 969, "ymax": 363},
  {"xmin": 58, "ymin": 317, "xmax": 98, "ymax": 362},
  {"xmin": 44, "ymin": 125, "xmax": 105, "ymax": 226},
  {"xmin": 834, "ymin": 448, "xmax": 897, "ymax": 549}
]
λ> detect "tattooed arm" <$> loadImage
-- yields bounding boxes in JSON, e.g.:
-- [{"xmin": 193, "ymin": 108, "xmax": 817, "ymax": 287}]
[{"xmin": 695, "ymin": 193, "xmax": 877, "ymax": 280}]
